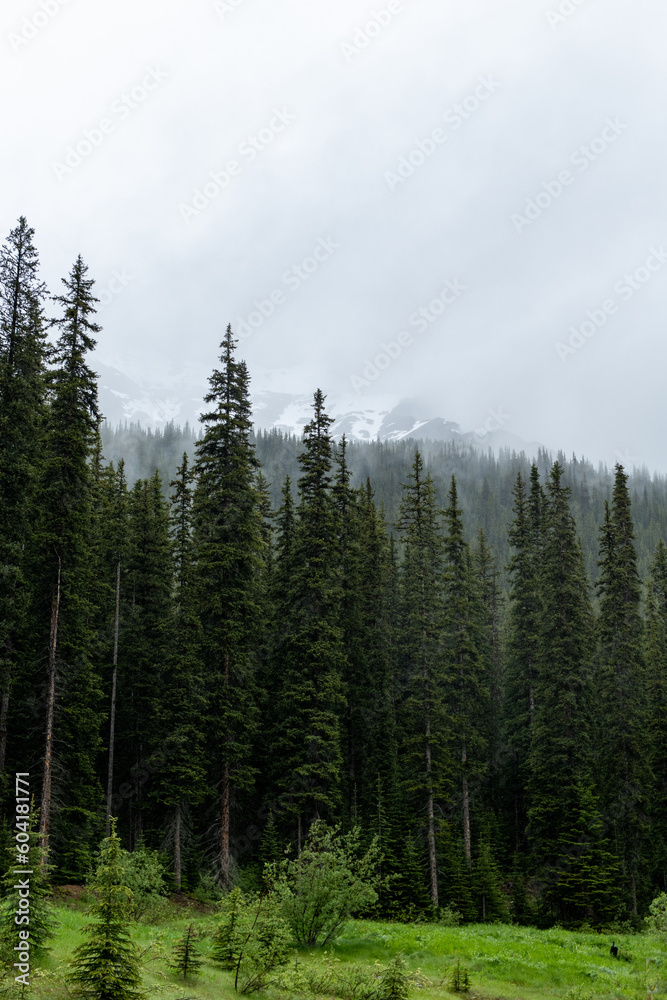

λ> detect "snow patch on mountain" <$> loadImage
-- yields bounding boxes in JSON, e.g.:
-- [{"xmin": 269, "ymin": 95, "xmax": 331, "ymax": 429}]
[{"xmin": 95, "ymin": 359, "xmax": 539, "ymax": 455}]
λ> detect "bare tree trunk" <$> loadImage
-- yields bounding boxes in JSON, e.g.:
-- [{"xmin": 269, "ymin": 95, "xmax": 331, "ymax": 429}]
[
  {"xmin": 105, "ymin": 558, "xmax": 121, "ymax": 835},
  {"xmin": 462, "ymin": 742, "xmax": 471, "ymax": 862},
  {"xmin": 39, "ymin": 556, "xmax": 61, "ymax": 855},
  {"xmin": 297, "ymin": 814, "xmax": 301, "ymax": 857},
  {"xmin": 174, "ymin": 802, "xmax": 182, "ymax": 892}
]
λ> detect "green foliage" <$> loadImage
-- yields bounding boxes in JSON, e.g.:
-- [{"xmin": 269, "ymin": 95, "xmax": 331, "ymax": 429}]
[
  {"xmin": 377, "ymin": 954, "xmax": 411, "ymax": 1000},
  {"xmin": 118, "ymin": 841, "xmax": 168, "ymax": 920},
  {"xmin": 68, "ymin": 819, "xmax": 145, "ymax": 1000},
  {"xmin": 646, "ymin": 892, "xmax": 667, "ymax": 933},
  {"xmin": 168, "ymin": 922, "xmax": 202, "ymax": 980},
  {"xmin": 472, "ymin": 840, "xmax": 509, "ymax": 922},
  {"xmin": 212, "ymin": 886, "xmax": 292, "ymax": 993},
  {"xmin": 0, "ymin": 808, "xmax": 56, "ymax": 967},
  {"xmin": 270, "ymin": 390, "xmax": 347, "ymax": 825},
  {"xmin": 435, "ymin": 906, "xmax": 462, "ymax": 927},
  {"xmin": 396, "ymin": 452, "xmax": 449, "ymax": 909},
  {"xmin": 267, "ymin": 821, "xmax": 380, "ymax": 946},
  {"xmin": 449, "ymin": 958, "xmax": 471, "ymax": 993}
]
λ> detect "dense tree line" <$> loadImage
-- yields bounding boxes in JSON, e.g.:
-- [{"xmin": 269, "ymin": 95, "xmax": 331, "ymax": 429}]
[
  {"xmin": 2, "ymin": 218, "xmax": 667, "ymax": 928},
  {"xmin": 100, "ymin": 423, "xmax": 667, "ymax": 590}
]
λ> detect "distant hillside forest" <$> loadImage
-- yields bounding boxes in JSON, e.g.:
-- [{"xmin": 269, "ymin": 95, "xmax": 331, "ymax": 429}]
[
  {"xmin": 100, "ymin": 419, "xmax": 667, "ymax": 588},
  {"xmin": 4, "ymin": 216, "xmax": 667, "ymax": 930}
]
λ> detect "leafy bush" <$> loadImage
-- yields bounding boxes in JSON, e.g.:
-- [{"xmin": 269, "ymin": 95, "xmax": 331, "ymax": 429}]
[
  {"xmin": 118, "ymin": 841, "xmax": 169, "ymax": 921},
  {"xmin": 276, "ymin": 952, "xmax": 420, "ymax": 1000},
  {"xmin": 436, "ymin": 905, "xmax": 462, "ymax": 927},
  {"xmin": 646, "ymin": 893, "xmax": 667, "ymax": 933},
  {"xmin": 190, "ymin": 870, "xmax": 225, "ymax": 904},
  {"xmin": 212, "ymin": 886, "xmax": 292, "ymax": 993},
  {"xmin": 266, "ymin": 821, "xmax": 381, "ymax": 946}
]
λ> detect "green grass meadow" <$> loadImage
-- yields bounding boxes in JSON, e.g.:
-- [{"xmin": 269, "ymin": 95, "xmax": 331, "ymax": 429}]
[{"xmin": 14, "ymin": 904, "xmax": 667, "ymax": 1000}]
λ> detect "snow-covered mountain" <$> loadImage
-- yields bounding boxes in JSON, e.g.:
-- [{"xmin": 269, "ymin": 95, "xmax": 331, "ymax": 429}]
[{"xmin": 95, "ymin": 360, "xmax": 539, "ymax": 454}]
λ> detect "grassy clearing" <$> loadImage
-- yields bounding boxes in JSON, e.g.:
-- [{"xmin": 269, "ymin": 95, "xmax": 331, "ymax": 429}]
[{"xmin": 8, "ymin": 902, "xmax": 667, "ymax": 1000}]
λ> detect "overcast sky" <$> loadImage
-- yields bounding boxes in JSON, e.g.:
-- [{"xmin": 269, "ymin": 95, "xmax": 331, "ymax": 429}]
[{"xmin": 3, "ymin": 0, "xmax": 666, "ymax": 470}]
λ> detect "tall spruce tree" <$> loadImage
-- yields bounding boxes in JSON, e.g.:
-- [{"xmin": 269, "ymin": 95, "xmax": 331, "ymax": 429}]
[
  {"xmin": 90, "ymin": 460, "xmax": 130, "ymax": 836},
  {"xmin": 68, "ymin": 819, "xmax": 145, "ymax": 1000},
  {"xmin": 154, "ymin": 454, "xmax": 207, "ymax": 890},
  {"xmin": 356, "ymin": 483, "xmax": 401, "ymax": 843},
  {"xmin": 192, "ymin": 325, "xmax": 263, "ymax": 885},
  {"xmin": 396, "ymin": 451, "xmax": 449, "ymax": 907},
  {"xmin": 332, "ymin": 436, "xmax": 367, "ymax": 825},
  {"xmin": 116, "ymin": 472, "xmax": 172, "ymax": 847},
  {"xmin": 0, "ymin": 218, "xmax": 48, "ymax": 797},
  {"xmin": 645, "ymin": 539, "xmax": 667, "ymax": 890},
  {"xmin": 473, "ymin": 530, "xmax": 503, "ymax": 830},
  {"xmin": 595, "ymin": 465, "xmax": 651, "ymax": 914},
  {"xmin": 503, "ymin": 468, "xmax": 544, "ymax": 855},
  {"xmin": 32, "ymin": 255, "xmax": 103, "ymax": 877},
  {"xmin": 527, "ymin": 462, "xmax": 617, "ymax": 923},
  {"xmin": 443, "ymin": 476, "xmax": 488, "ymax": 864},
  {"xmin": 271, "ymin": 390, "xmax": 346, "ymax": 838}
]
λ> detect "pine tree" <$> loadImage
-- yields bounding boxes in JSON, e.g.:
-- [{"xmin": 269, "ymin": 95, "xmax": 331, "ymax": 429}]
[
  {"xmin": 396, "ymin": 451, "xmax": 449, "ymax": 907},
  {"xmin": 270, "ymin": 390, "xmax": 346, "ymax": 835},
  {"xmin": 117, "ymin": 472, "xmax": 173, "ymax": 847},
  {"xmin": 443, "ymin": 477, "xmax": 488, "ymax": 865},
  {"xmin": 472, "ymin": 839, "xmax": 508, "ymax": 922},
  {"xmin": 92, "ymin": 459, "xmax": 130, "ymax": 836},
  {"xmin": 168, "ymin": 922, "xmax": 202, "ymax": 981},
  {"xmin": 154, "ymin": 454, "xmax": 207, "ymax": 891},
  {"xmin": 527, "ymin": 462, "xmax": 611, "ymax": 923},
  {"xmin": 0, "ymin": 218, "xmax": 48, "ymax": 798},
  {"xmin": 32, "ymin": 255, "xmax": 103, "ymax": 877},
  {"xmin": 356, "ymin": 485, "xmax": 401, "ymax": 853},
  {"xmin": 646, "ymin": 540, "xmax": 667, "ymax": 890},
  {"xmin": 333, "ymin": 436, "xmax": 366, "ymax": 825},
  {"xmin": 503, "ymin": 468, "xmax": 544, "ymax": 855},
  {"xmin": 473, "ymin": 529, "xmax": 503, "ymax": 817},
  {"xmin": 192, "ymin": 325, "xmax": 263, "ymax": 885},
  {"xmin": 595, "ymin": 465, "xmax": 651, "ymax": 914},
  {"xmin": 68, "ymin": 819, "xmax": 145, "ymax": 1000}
]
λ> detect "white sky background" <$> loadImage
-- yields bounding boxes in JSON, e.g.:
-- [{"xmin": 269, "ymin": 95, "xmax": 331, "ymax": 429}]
[{"xmin": 3, "ymin": 0, "xmax": 666, "ymax": 470}]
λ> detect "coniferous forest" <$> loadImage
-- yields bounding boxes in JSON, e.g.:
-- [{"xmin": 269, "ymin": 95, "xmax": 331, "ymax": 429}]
[{"xmin": 4, "ymin": 217, "xmax": 667, "ymax": 930}]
